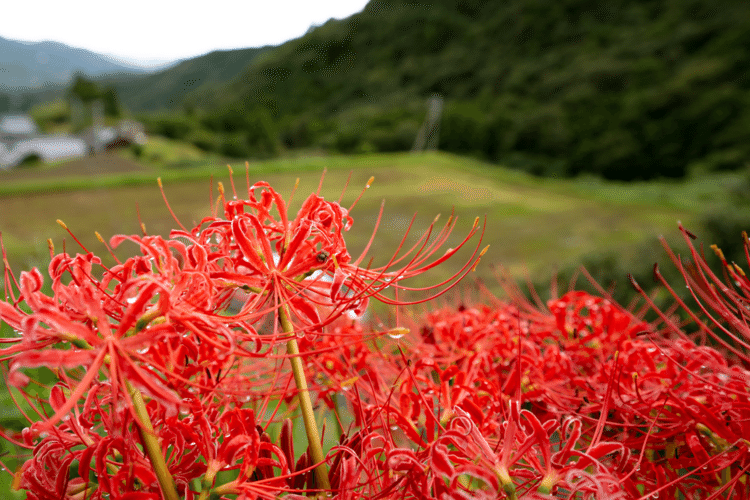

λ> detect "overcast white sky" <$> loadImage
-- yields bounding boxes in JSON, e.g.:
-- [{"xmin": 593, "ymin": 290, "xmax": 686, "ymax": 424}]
[{"xmin": 1, "ymin": 0, "xmax": 371, "ymax": 67}]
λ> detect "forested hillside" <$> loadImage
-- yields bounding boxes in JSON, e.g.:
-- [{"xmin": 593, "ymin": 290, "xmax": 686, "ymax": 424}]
[
  {"xmin": 16, "ymin": 0, "xmax": 746, "ymax": 180},
  {"xmin": 184, "ymin": 0, "xmax": 750, "ymax": 180},
  {"xmin": 108, "ymin": 47, "xmax": 271, "ymax": 112}
]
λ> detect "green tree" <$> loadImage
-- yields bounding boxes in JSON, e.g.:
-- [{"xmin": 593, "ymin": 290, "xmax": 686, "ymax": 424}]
[
  {"xmin": 102, "ymin": 86, "xmax": 122, "ymax": 118},
  {"xmin": 68, "ymin": 74, "xmax": 102, "ymax": 105}
]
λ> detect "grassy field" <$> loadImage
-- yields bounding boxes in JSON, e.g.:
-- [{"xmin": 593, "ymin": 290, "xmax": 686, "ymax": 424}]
[{"xmin": 0, "ymin": 145, "xmax": 717, "ymax": 293}]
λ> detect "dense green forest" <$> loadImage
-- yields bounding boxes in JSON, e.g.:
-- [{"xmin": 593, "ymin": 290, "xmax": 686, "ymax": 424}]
[
  {"xmin": 5, "ymin": 0, "xmax": 750, "ymax": 180},
  {"xmin": 106, "ymin": 47, "xmax": 271, "ymax": 112},
  {"xmin": 166, "ymin": 0, "xmax": 746, "ymax": 180}
]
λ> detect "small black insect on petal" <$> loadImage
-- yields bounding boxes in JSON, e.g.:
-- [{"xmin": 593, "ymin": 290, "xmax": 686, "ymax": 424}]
[{"xmin": 317, "ymin": 251, "xmax": 329, "ymax": 263}]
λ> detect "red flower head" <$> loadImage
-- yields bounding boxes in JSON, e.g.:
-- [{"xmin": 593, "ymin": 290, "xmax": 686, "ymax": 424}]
[{"xmin": 160, "ymin": 173, "xmax": 487, "ymax": 341}]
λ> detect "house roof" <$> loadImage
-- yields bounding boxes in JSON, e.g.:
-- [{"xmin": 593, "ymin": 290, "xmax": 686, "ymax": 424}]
[{"xmin": 0, "ymin": 114, "xmax": 38, "ymax": 136}]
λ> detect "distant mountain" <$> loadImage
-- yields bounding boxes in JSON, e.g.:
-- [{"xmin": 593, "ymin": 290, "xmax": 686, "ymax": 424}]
[
  {"xmin": 107, "ymin": 47, "xmax": 272, "ymax": 112},
  {"xmin": 0, "ymin": 35, "xmax": 158, "ymax": 91},
  {"xmin": 0, "ymin": 34, "xmax": 269, "ymax": 114}
]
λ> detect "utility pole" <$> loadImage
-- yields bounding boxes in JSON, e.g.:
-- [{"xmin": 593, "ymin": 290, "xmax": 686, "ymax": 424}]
[
  {"xmin": 92, "ymin": 100, "xmax": 104, "ymax": 154},
  {"xmin": 412, "ymin": 94, "xmax": 443, "ymax": 152}
]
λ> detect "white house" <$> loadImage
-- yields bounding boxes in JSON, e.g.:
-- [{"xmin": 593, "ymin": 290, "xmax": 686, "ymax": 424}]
[
  {"xmin": 0, "ymin": 114, "xmax": 38, "ymax": 141},
  {"xmin": 0, "ymin": 114, "xmax": 88, "ymax": 169}
]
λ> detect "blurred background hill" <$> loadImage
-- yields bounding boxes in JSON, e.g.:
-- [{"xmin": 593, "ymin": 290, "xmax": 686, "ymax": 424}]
[
  {"xmin": 3, "ymin": 0, "xmax": 750, "ymax": 180},
  {"xmin": 192, "ymin": 0, "xmax": 749, "ymax": 180},
  {"xmin": 105, "ymin": 47, "xmax": 273, "ymax": 112}
]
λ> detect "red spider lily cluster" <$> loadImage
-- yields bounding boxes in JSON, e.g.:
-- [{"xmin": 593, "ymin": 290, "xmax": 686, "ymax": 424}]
[{"xmin": 1, "ymin": 173, "xmax": 750, "ymax": 500}]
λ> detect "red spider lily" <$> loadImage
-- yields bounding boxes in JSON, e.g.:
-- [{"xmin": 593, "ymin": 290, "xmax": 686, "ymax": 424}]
[
  {"xmin": 161, "ymin": 176, "xmax": 487, "ymax": 340},
  {"xmin": 1, "ymin": 228, "xmax": 267, "ymax": 432},
  {"xmin": 1, "ymin": 229, "xmax": 284, "ymax": 499},
  {"xmin": 170, "ymin": 184, "xmax": 357, "ymax": 337},
  {"xmin": 0, "ymin": 252, "xmax": 186, "ymax": 429},
  {"xmin": 624, "ymin": 225, "xmax": 750, "ymax": 497},
  {"xmin": 159, "ymin": 174, "xmax": 486, "ymax": 493},
  {"xmin": 12, "ymin": 378, "xmax": 299, "ymax": 500},
  {"xmin": 306, "ymin": 280, "xmax": 750, "ymax": 499},
  {"xmin": 0, "ymin": 239, "xmax": 257, "ymax": 429},
  {"xmin": 2, "ymin": 172, "xmax": 488, "ymax": 500},
  {"xmin": 317, "ymin": 396, "xmax": 631, "ymax": 499},
  {"xmin": 11, "ymin": 172, "xmax": 750, "ymax": 499},
  {"xmin": 297, "ymin": 303, "xmax": 640, "ymax": 498},
  {"xmin": 14, "ymin": 381, "xmax": 198, "ymax": 500},
  {"xmin": 644, "ymin": 223, "xmax": 750, "ymax": 365},
  {"xmin": 1, "ymin": 172, "xmax": 485, "ymax": 411}
]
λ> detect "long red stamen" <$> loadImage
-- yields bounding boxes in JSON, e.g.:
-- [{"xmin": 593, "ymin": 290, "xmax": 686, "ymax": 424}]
[
  {"xmin": 156, "ymin": 178, "xmax": 187, "ymax": 232},
  {"xmin": 56, "ymin": 219, "xmax": 89, "ymax": 253},
  {"xmin": 227, "ymin": 164, "xmax": 238, "ymax": 200}
]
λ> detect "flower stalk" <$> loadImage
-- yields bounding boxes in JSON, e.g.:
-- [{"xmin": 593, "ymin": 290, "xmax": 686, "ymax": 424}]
[
  {"xmin": 280, "ymin": 302, "xmax": 332, "ymax": 493},
  {"xmin": 126, "ymin": 379, "xmax": 179, "ymax": 500}
]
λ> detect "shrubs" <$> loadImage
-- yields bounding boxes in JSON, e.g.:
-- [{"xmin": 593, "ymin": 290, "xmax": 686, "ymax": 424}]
[
  {"xmin": 142, "ymin": 114, "xmax": 196, "ymax": 141},
  {"xmin": 29, "ymin": 99, "xmax": 71, "ymax": 133},
  {"xmin": 141, "ymin": 107, "xmax": 280, "ymax": 159}
]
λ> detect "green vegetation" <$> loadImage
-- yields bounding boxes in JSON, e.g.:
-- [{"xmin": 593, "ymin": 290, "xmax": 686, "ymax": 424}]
[
  {"xmin": 28, "ymin": 99, "xmax": 70, "ymax": 133},
  {"xmin": 106, "ymin": 47, "xmax": 272, "ymax": 112},
  {"xmin": 1, "ymin": 150, "xmax": 726, "ymax": 296},
  {"xmin": 6, "ymin": 0, "xmax": 749, "ymax": 180},
  {"xmin": 157, "ymin": 0, "xmax": 747, "ymax": 180},
  {"xmin": 139, "ymin": 105, "xmax": 280, "ymax": 159}
]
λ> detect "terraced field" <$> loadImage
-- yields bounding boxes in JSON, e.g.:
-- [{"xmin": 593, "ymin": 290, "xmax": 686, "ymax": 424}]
[{"xmin": 1, "ymin": 149, "xmax": 704, "ymax": 288}]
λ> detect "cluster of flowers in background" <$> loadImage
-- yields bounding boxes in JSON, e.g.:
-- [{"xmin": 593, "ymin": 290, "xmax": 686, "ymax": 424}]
[{"xmin": 1, "ymin": 171, "xmax": 749, "ymax": 499}]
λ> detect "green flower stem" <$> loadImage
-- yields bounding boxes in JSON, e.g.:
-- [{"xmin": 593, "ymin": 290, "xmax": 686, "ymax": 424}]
[
  {"xmin": 68, "ymin": 342, "xmax": 178, "ymax": 499},
  {"xmin": 496, "ymin": 465, "xmax": 518, "ymax": 500},
  {"xmin": 197, "ymin": 464, "xmax": 219, "ymax": 500},
  {"xmin": 279, "ymin": 303, "xmax": 332, "ymax": 493},
  {"xmin": 696, "ymin": 423, "xmax": 732, "ymax": 486},
  {"xmin": 126, "ymin": 379, "xmax": 180, "ymax": 500}
]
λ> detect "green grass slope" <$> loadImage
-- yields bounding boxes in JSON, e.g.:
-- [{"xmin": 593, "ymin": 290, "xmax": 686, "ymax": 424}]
[{"xmin": 0, "ymin": 151, "xmax": 710, "ymax": 292}]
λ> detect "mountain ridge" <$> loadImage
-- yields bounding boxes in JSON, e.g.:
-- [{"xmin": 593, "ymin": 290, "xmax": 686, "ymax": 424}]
[
  {"xmin": 106, "ymin": 46, "xmax": 273, "ymax": 112},
  {"xmin": 0, "ymin": 35, "xmax": 162, "ymax": 91}
]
